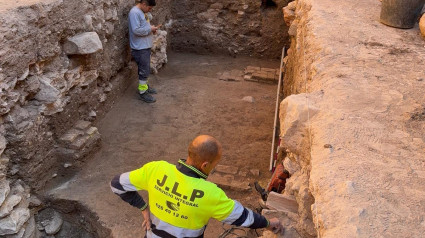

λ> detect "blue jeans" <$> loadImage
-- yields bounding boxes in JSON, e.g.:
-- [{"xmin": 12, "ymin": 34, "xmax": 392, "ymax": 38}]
[{"xmin": 131, "ymin": 48, "xmax": 151, "ymax": 93}]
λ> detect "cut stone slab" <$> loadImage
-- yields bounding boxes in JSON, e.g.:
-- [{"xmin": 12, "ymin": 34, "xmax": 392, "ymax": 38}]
[
  {"xmin": 74, "ymin": 120, "xmax": 91, "ymax": 130},
  {"xmin": 218, "ymin": 70, "xmax": 243, "ymax": 81},
  {"xmin": 86, "ymin": 127, "xmax": 98, "ymax": 136},
  {"xmin": 44, "ymin": 211, "xmax": 63, "ymax": 235},
  {"xmin": 245, "ymin": 66, "xmax": 260, "ymax": 74},
  {"xmin": 215, "ymin": 165, "xmax": 238, "ymax": 175},
  {"xmin": 70, "ymin": 135, "xmax": 90, "ymax": 150},
  {"xmin": 208, "ymin": 173, "xmax": 250, "ymax": 191},
  {"xmin": 63, "ymin": 32, "xmax": 103, "ymax": 55},
  {"xmin": 0, "ymin": 195, "xmax": 22, "ymax": 218},
  {"xmin": 0, "ymin": 179, "xmax": 10, "ymax": 207},
  {"xmin": 279, "ymin": 94, "xmax": 320, "ymax": 149},
  {"xmin": 60, "ymin": 128, "xmax": 84, "ymax": 144},
  {"xmin": 0, "ymin": 208, "xmax": 30, "ymax": 235},
  {"xmin": 266, "ymin": 192, "xmax": 298, "ymax": 214}
]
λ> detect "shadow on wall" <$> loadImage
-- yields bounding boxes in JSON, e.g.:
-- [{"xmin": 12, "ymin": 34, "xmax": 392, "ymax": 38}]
[{"xmin": 262, "ymin": 0, "xmax": 278, "ymax": 8}]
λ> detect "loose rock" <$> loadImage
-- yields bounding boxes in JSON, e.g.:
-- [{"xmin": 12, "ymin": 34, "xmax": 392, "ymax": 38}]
[
  {"xmin": 242, "ymin": 96, "xmax": 255, "ymax": 103},
  {"xmin": 63, "ymin": 32, "xmax": 103, "ymax": 55},
  {"xmin": 44, "ymin": 211, "xmax": 63, "ymax": 235}
]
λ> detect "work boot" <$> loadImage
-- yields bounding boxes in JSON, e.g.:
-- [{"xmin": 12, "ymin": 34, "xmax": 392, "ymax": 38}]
[
  {"xmin": 147, "ymin": 86, "xmax": 157, "ymax": 94},
  {"xmin": 139, "ymin": 92, "xmax": 156, "ymax": 103}
]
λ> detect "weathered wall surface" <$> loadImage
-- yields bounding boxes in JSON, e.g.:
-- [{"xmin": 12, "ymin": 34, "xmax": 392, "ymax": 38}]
[
  {"xmin": 0, "ymin": 0, "xmax": 170, "ymax": 236},
  {"xmin": 280, "ymin": 0, "xmax": 425, "ymax": 237},
  {"xmin": 170, "ymin": 0, "xmax": 290, "ymax": 58}
]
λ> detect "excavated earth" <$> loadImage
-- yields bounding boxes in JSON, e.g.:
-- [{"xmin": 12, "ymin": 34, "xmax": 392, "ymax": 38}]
[
  {"xmin": 47, "ymin": 53, "xmax": 280, "ymax": 237},
  {"xmin": 1, "ymin": 0, "xmax": 425, "ymax": 237}
]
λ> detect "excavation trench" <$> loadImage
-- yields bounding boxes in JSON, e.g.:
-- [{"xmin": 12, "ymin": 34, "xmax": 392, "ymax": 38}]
[
  {"xmin": 0, "ymin": 0, "xmax": 321, "ymax": 236},
  {"xmin": 6, "ymin": 0, "xmax": 424, "ymax": 237}
]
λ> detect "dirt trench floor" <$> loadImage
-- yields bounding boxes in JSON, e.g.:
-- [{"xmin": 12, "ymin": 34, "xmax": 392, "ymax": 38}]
[{"xmin": 47, "ymin": 52, "xmax": 280, "ymax": 237}]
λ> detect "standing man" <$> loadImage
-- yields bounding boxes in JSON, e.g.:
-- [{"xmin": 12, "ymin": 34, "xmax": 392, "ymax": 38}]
[
  {"xmin": 111, "ymin": 135, "xmax": 283, "ymax": 237},
  {"xmin": 129, "ymin": 0, "xmax": 159, "ymax": 103}
]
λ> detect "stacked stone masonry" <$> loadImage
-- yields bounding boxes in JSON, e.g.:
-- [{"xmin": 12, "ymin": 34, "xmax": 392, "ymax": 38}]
[
  {"xmin": 170, "ymin": 0, "xmax": 291, "ymax": 58},
  {"xmin": 0, "ymin": 0, "xmax": 170, "ymax": 236}
]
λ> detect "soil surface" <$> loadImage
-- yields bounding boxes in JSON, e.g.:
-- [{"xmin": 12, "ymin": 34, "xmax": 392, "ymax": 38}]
[{"xmin": 47, "ymin": 53, "xmax": 280, "ymax": 237}]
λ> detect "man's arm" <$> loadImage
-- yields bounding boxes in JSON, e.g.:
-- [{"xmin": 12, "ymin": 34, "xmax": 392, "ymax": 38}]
[
  {"xmin": 129, "ymin": 11, "xmax": 152, "ymax": 37},
  {"xmin": 110, "ymin": 172, "xmax": 148, "ymax": 210},
  {"xmin": 222, "ymin": 200, "xmax": 269, "ymax": 228}
]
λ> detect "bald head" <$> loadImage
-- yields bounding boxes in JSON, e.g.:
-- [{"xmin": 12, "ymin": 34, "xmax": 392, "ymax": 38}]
[{"xmin": 188, "ymin": 135, "xmax": 222, "ymax": 166}]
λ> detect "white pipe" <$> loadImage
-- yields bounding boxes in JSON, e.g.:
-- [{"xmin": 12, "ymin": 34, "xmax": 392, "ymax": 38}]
[{"xmin": 269, "ymin": 47, "xmax": 286, "ymax": 171}]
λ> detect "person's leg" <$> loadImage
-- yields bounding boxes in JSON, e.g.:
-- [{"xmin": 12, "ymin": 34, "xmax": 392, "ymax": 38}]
[
  {"xmin": 131, "ymin": 49, "xmax": 156, "ymax": 103},
  {"xmin": 141, "ymin": 49, "xmax": 157, "ymax": 94}
]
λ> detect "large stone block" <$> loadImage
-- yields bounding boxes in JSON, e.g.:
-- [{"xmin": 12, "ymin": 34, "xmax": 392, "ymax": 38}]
[
  {"xmin": 0, "ymin": 195, "xmax": 22, "ymax": 218},
  {"xmin": 266, "ymin": 192, "xmax": 298, "ymax": 214},
  {"xmin": 63, "ymin": 32, "xmax": 103, "ymax": 55},
  {"xmin": 0, "ymin": 179, "xmax": 10, "ymax": 207},
  {"xmin": 34, "ymin": 78, "xmax": 60, "ymax": 103},
  {"xmin": 279, "ymin": 94, "xmax": 319, "ymax": 150},
  {"xmin": 0, "ymin": 208, "xmax": 30, "ymax": 235}
]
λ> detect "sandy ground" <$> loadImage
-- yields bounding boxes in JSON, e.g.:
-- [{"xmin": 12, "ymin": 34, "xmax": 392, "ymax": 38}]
[{"xmin": 47, "ymin": 53, "xmax": 280, "ymax": 237}]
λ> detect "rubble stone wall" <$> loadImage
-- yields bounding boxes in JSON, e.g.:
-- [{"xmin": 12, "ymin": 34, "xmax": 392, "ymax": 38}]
[
  {"xmin": 0, "ymin": 0, "xmax": 169, "ymax": 236},
  {"xmin": 170, "ymin": 0, "xmax": 291, "ymax": 58}
]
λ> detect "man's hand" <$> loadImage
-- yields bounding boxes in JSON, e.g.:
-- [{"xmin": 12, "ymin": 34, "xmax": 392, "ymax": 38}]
[
  {"xmin": 267, "ymin": 218, "xmax": 283, "ymax": 234},
  {"xmin": 142, "ymin": 208, "xmax": 152, "ymax": 231},
  {"xmin": 151, "ymin": 25, "xmax": 159, "ymax": 34}
]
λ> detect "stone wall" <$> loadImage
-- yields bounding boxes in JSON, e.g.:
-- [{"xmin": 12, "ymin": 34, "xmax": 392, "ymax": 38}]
[
  {"xmin": 0, "ymin": 0, "xmax": 169, "ymax": 236},
  {"xmin": 170, "ymin": 0, "xmax": 290, "ymax": 58},
  {"xmin": 279, "ymin": 0, "xmax": 425, "ymax": 237}
]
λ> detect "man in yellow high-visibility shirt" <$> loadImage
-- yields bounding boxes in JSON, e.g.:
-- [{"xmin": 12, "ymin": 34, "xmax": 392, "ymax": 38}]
[{"xmin": 111, "ymin": 135, "xmax": 282, "ymax": 237}]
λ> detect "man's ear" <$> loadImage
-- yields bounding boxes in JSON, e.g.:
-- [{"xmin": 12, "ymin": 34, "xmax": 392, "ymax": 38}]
[{"xmin": 200, "ymin": 161, "xmax": 209, "ymax": 171}]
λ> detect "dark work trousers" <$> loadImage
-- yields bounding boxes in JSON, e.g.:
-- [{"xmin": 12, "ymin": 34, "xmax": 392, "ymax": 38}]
[{"xmin": 131, "ymin": 48, "xmax": 151, "ymax": 94}]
